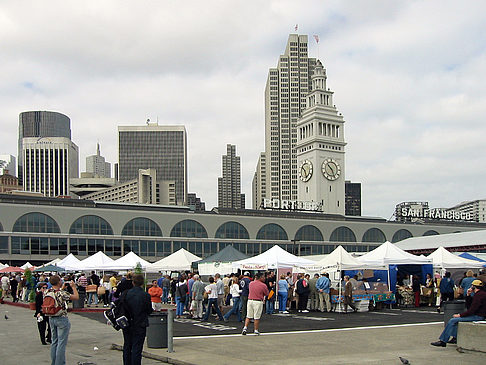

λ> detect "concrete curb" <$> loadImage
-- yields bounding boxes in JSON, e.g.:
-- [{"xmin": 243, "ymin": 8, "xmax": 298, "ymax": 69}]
[{"xmin": 111, "ymin": 343, "xmax": 195, "ymax": 365}]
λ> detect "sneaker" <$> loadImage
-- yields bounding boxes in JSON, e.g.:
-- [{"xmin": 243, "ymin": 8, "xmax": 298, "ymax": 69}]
[
  {"xmin": 447, "ymin": 337, "xmax": 457, "ymax": 344},
  {"xmin": 241, "ymin": 328, "xmax": 247, "ymax": 335},
  {"xmin": 223, "ymin": 317, "xmax": 228, "ymax": 322},
  {"xmin": 283, "ymin": 311, "xmax": 289, "ymax": 314},
  {"xmin": 430, "ymin": 340, "xmax": 446, "ymax": 347},
  {"xmin": 302, "ymin": 310, "xmax": 309, "ymax": 313},
  {"xmin": 254, "ymin": 330, "xmax": 261, "ymax": 336}
]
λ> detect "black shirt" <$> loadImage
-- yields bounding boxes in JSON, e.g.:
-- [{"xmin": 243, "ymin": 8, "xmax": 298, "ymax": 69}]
[{"xmin": 125, "ymin": 286, "xmax": 153, "ymax": 328}]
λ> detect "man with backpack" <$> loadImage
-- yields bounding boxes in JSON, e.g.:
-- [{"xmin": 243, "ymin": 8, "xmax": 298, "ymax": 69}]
[{"xmin": 44, "ymin": 275, "xmax": 79, "ymax": 365}]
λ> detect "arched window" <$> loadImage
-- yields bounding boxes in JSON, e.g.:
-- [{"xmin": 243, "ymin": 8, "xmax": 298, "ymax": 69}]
[
  {"xmin": 294, "ymin": 225, "xmax": 323, "ymax": 241},
  {"xmin": 13, "ymin": 213, "xmax": 60, "ymax": 233},
  {"xmin": 362, "ymin": 228, "xmax": 386, "ymax": 243},
  {"xmin": 122, "ymin": 217, "xmax": 162, "ymax": 237},
  {"xmin": 256, "ymin": 223, "xmax": 288, "ymax": 240},
  {"xmin": 423, "ymin": 230, "xmax": 439, "ymax": 236},
  {"xmin": 170, "ymin": 220, "xmax": 208, "ymax": 238},
  {"xmin": 392, "ymin": 229, "xmax": 413, "ymax": 243},
  {"xmin": 215, "ymin": 222, "xmax": 249, "ymax": 239},
  {"xmin": 330, "ymin": 226, "xmax": 357, "ymax": 242},
  {"xmin": 69, "ymin": 215, "xmax": 113, "ymax": 235}
]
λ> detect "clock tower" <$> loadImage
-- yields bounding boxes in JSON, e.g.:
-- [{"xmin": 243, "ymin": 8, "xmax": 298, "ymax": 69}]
[{"xmin": 296, "ymin": 60, "xmax": 346, "ymax": 214}]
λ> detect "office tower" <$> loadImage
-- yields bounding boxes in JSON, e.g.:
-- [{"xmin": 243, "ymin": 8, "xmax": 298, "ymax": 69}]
[
  {"xmin": 0, "ymin": 155, "xmax": 16, "ymax": 176},
  {"xmin": 86, "ymin": 143, "xmax": 111, "ymax": 178},
  {"xmin": 345, "ymin": 181, "xmax": 361, "ymax": 216},
  {"xmin": 22, "ymin": 137, "xmax": 79, "ymax": 197},
  {"xmin": 118, "ymin": 122, "xmax": 187, "ymax": 205},
  {"xmin": 18, "ymin": 111, "xmax": 71, "ymax": 184},
  {"xmin": 187, "ymin": 193, "xmax": 206, "ymax": 212},
  {"xmin": 296, "ymin": 60, "xmax": 346, "ymax": 214},
  {"xmin": 218, "ymin": 144, "xmax": 242, "ymax": 209},
  {"xmin": 252, "ymin": 152, "xmax": 266, "ymax": 209},
  {"xmin": 263, "ymin": 34, "xmax": 317, "ymax": 203}
]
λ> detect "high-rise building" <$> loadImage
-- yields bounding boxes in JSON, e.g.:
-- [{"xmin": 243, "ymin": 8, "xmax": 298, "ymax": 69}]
[
  {"xmin": 118, "ymin": 122, "xmax": 187, "ymax": 205},
  {"xmin": 252, "ymin": 152, "xmax": 266, "ymax": 209},
  {"xmin": 447, "ymin": 200, "xmax": 486, "ymax": 223},
  {"xmin": 18, "ymin": 111, "xmax": 71, "ymax": 184},
  {"xmin": 345, "ymin": 181, "xmax": 361, "ymax": 216},
  {"xmin": 86, "ymin": 143, "xmax": 111, "ymax": 178},
  {"xmin": 0, "ymin": 155, "xmax": 16, "ymax": 176},
  {"xmin": 262, "ymin": 34, "xmax": 317, "ymax": 203},
  {"xmin": 22, "ymin": 137, "xmax": 79, "ymax": 197},
  {"xmin": 296, "ymin": 60, "xmax": 346, "ymax": 214},
  {"xmin": 187, "ymin": 193, "xmax": 206, "ymax": 212},
  {"xmin": 218, "ymin": 144, "xmax": 242, "ymax": 209}
]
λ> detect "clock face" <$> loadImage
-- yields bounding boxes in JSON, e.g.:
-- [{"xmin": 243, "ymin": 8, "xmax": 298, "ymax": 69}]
[
  {"xmin": 299, "ymin": 160, "xmax": 313, "ymax": 182},
  {"xmin": 322, "ymin": 158, "xmax": 341, "ymax": 181}
]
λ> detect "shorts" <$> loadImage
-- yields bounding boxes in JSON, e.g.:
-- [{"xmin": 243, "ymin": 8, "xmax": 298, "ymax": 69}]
[
  {"xmin": 152, "ymin": 302, "xmax": 163, "ymax": 311},
  {"xmin": 217, "ymin": 294, "xmax": 224, "ymax": 308},
  {"xmin": 246, "ymin": 299, "xmax": 264, "ymax": 320}
]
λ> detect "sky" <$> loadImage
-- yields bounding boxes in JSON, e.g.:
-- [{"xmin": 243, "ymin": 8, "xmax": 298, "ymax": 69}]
[{"xmin": 1, "ymin": 1, "xmax": 486, "ymax": 219}]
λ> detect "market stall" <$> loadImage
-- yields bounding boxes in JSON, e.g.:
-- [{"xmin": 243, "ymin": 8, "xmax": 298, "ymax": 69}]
[
  {"xmin": 57, "ymin": 253, "xmax": 81, "ymax": 271},
  {"xmin": 101, "ymin": 251, "xmax": 151, "ymax": 271},
  {"xmin": 77, "ymin": 251, "xmax": 114, "ymax": 271},
  {"xmin": 146, "ymin": 248, "xmax": 201, "ymax": 273},
  {"xmin": 232, "ymin": 245, "xmax": 315, "ymax": 271},
  {"xmin": 196, "ymin": 245, "xmax": 248, "ymax": 275}
]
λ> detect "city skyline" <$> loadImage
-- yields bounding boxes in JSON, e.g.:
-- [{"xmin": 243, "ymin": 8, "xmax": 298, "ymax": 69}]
[{"xmin": 1, "ymin": 1, "xmax": 486, "ymax": 217}]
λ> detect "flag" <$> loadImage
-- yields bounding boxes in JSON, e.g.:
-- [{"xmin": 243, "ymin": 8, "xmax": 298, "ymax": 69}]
[
  {"xmin": 295, "ymin": 24, "xmax": 298, "ymax": 31},
  {"xmin": 313, "ymin": 35, "xmax": 319, "ymax": 43}
]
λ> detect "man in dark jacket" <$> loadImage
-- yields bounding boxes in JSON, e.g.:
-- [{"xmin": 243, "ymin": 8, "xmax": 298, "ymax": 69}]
[
  {"xmin": 431, "ymin": 279, "xmax": 486, "ymax": 347},
  {"xmin": 296, "ymin": 274, "xmax": 310, "ymax": 313},
  {"xmin": 122, "ymin": 274, "xmax": 153, "ymax": 365}
]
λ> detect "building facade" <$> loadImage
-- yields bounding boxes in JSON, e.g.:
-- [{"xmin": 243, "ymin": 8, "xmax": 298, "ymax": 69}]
[
  {"xmin": 252, "ymin": 152, "xmax": 266, "ymax": 209},
  {"xmin": 22, "ymin": 137, "xmax": 79, "ymax": 197},
  {"xmin": 218, "ymin": 144, "xmax": 241, "ymax": 209},
  {"xmin": 0, "ymin": 171, "xmax": 21, "ymax": 193},
  {"xmin": 447, "ymin": 200, "xmax": 486, "ymax": 223},
  {"xmin": 262, "ymin": 34, "xmax": 317, "ymax": 203},
  {"xmin": 18, "ymin": 111, "xmax": 71, "ymax": 184},
  {"xmin": 1, "ymin": 194, "xmax": 485, "ymax": 265},
  {"xmin": 296, "ymin": 60, "xmax": 346, "ymax": 214},
  {"xmin": 118, "ymin": 123, "xmax": 187, "ymax": 205},
  {"xmin": 0, "ymin": 155, "xmax": 16, "ymax": 176},
  {"xmin": 86, "ymin": 143, "xmax": 111, "ymax": 178},
  {"xmin": 187, "ymin": 193, "xmax": 206, "ymax": 212},
  {"xmin": 345, "ymin": 181, "xmax": 361, "ymax": 216}
]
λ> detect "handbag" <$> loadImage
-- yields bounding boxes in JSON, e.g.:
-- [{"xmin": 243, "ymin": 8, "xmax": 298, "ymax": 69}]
[
  {"xmin": 86, "ymin": 284, "xmax": 97, "ymax": 293},
  {"xmin": 97, "ymin": 286, "xmax": 106, "ymax": 295},
  {"xmin": 268, "ymin": 289, "xmax": 275, "ymax": 300}
]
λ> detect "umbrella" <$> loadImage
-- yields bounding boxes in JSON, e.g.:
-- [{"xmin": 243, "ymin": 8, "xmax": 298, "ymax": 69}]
[
  {"xmin": 0, "ymin": 266, "xmax": 25, "ymax": 273},
  {"xmin": 33, "ymin": 264, "xmax": 64, "ymax": 272}
]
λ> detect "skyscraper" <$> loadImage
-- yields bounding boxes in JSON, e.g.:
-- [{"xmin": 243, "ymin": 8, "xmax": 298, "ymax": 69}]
[
  {"xmin": 252, "ymin": 152, "xmax": 266, "ymax": 209},
  {"xmin": 218, "ymin": 144, "xmax": 242, "ymax": 209},
  {"xmin": 118, "ymin": 122, "xmax": 187, "ymax": 205},
  {"xmin": 86, "ymin": 143, "xmax": 111, "ymax": 178},
  {"xmin": 18, "ymin": 111, "xmax": 71, "ymax": 184},
  {"xmin": 262, "ymin": 34, "xmax": 317, "ymax": 203},
  {"xmin": 345, "ymin": 181, "xmax": 361, "ymax": 216}
]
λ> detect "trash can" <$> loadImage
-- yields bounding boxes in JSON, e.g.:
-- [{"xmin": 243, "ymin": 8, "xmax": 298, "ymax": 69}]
[
  {"xmin": 443, "ymin": 300, "xmax": 465, "ymax": 326},
  {"xmin": 73, "ymin": 292, "xmax": 86, "ymax": 309},
  {"xmin": 147, "ymin": 312, "xmax": 168, "ymax": 348}
]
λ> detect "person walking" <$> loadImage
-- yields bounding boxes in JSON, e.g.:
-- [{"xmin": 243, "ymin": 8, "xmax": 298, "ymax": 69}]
[
  {"xmin": 412, "ymin": 275, "xmax": 421, "ymax": 308},
  {"xmin": 10, "ymin": 274, "xmax": 18, "ymax": 302},
  {"xmin": 265, "ymin": 271, "xmax": 276, "ymax": 314},
  {"xmin": 239, "ymin": 272, "xmax": 251, "ymax": 320},
  {"xmin": 34, "ymin": 282, "xmax": 51, "ymax": 345},
  {"xmin": 223, "ymin": 277, "xmax": 243, "ymax": 322},
  {"xmin": 277, "ymin": 274, "xmax": 289, "ymax": 314},
  {"xmin": 191, "ymin": 275, "xmax": 205, "ymax": 319},
  {"xmin": 46, "ymin": 275, "xmax": 79, "ymax": 365},
  {"xmin": 343, "ymin": 275, "xmax": 358, "ymax": 313},
  {"xmin": 161, "ymin": 275, "xmax": 170, "ymax": 304},
  {"xmin": 241, "ymin": 273, "xmax": 269, "ymax": 335},
  {"xmin": 431, "ymin": 280, "xmax": 486, "ymax": 347},
  {"xmin": 425, "ymin": 273, "xmax": 435, "ymax": 307},
  {"xmin": 438, "ymin": 272, "xmax": 455, "ymax": 313},
  {"xmin": 87, "ymin": 271, "xmax": 100, "ymax": 307},
  {"xmin": 202, "ymin": 276, "xmax": 224, "ymax": 321},
  {"xmin": 122, "ymin": 274, "xmax": 153, "ymax": 365},
  {"xmin": 175, "ymin": 277, "xmax": 188, "ymax": 318},
  {"xmin": 316, "ymin": 272, "xmax": 331, "ymax": 312},
  {"xmin": 308, "ymin": 273, "xmax": 319, "ymax": 311}
]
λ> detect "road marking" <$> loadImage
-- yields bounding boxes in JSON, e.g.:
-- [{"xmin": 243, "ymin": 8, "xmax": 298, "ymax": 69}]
[
  {"xmin": 173, "ymin": 321, "xmax": 443, "ymax": 340},
  {"xmin": 273, "ymin": 314, "xmax": 335, "ymax": 321},
  {"xmin": 401, "ymin": 310, "xmax": 441, "ymax": 315},
  {"xmin": 368, "ymin": 311, "xmax": 401, "ymax": 316},
  {"xmin": 175, "ymin": 318, "xmax": 237, "ymax": 331}
]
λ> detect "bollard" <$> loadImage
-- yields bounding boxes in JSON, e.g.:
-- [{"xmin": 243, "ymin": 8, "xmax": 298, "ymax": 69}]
[{"xmin": 167, "ymin": 308, "xmax": 174, "ymax": 353}]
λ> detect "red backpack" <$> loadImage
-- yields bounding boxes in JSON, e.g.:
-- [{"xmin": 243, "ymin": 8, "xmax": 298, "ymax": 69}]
[{"xmin": 41, "ymin": 290, "xmax": 64, "ymax": 316}]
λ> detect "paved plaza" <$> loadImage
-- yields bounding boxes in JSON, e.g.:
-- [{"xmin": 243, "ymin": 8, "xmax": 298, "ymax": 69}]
[{"xmin": 1, "ymin": 302, "xmax": 484, "ymax": 364}]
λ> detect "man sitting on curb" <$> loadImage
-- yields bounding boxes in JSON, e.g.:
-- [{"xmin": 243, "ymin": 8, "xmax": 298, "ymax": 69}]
[{"xmin": 431, "ymin": 279, "xmax": 486, "ymax": 347}]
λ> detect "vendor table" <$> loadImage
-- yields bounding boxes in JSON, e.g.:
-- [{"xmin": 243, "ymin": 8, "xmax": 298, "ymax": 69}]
[{"xmin": 331, "ymin": 293, "xmax": 395, "ymax": 304}]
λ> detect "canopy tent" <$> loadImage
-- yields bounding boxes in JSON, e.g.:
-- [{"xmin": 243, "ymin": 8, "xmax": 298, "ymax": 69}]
[
  {"xmin": 458, "ymin": 252, "xmax": 486, "ymax": 265},
  {"xmin": 102, "ymin": 251, "xmax": 151, "ymax": 271},
  {"xmin": 196, "ymin": 245, "xmax": 248, "ymax": 275},
  {"xmin": 78, "ymin": 251, "xmax": 114, "ymax": 271},
  {"xmin": 20, "ymin": 262, "xmax": 34, "ymax": 270},
  {"xmin": 0, "ymin": 266, "xmax": 24, "ymax": 273},
  {"xmin": 57, "ymin": 254, "xmax": 81, "ymax": 271},
  {"xmin": 0, "ymin": 263, "xmax": 7, "ymax": 270},
  {"xmin": 314, "ymin": 245, "xmax": 386, "ymax": 271},
  {"xmin": 428, "ymin": 247, "xmax": 485, "ymax": 269},
  {"xmin": 147, "ymin": 248, "xmax": 201, "ymax": 273},
  {"xmin": 358, "ymin": 241, "xmax": 432, "ymax": 266},
  {"xmin": 33, "ymin": 264, "xmax": 64, "ymax": 272},
  {"xmin": 232, "ymin": 245, "xmax": 315, "ymax": 270}
]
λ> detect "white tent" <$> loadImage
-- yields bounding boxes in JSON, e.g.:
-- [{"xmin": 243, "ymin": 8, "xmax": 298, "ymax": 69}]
[
  {"xmin": 428, "ymin": 247, "xmax": 485, "ymax": 269},
  {"xmin": 232, "ymin": 245, "xmax": 315, "ymax": 270},
  {"xmin": 57, "ymin": 254, "xmax": 82, "ymax": 271},
  {"xmin": 102, "ymin": 251, "xmax": 151, "ymax": 271},
  {"xmin": 358, "ymin": 241, "xmax": 432, "ymax": 266},
  {"xmin": 315, "ymin": 245, "xmax": 386, "ymax": 271},
  {"xmin": 147, "ymin": 248, "xmax": 201, "ymax": 273},
  {"xmin": 20, "ymin": 262, "xmax": 34, "ymax": 270},
  {"xmin": 0, "ymin": 263, "xmax": 7, "ymax": 269},
  {"xmin": 78, "ymin": 251, "xmax": 114, "ymax": 271}
]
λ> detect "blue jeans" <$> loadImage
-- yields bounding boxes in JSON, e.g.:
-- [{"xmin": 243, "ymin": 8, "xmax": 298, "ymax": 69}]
[
  {"xmin": 175, "ymin": 296, "xmax": 185, "ymax": 316},
  {"xmin": 266, "ymin": 299, "xmax": 275, "ymax": 314},
  {"xmin": 278, "ymin": 292, "xmax": 288, "ymax": 312},
  {"xmin": 87, "ymin": 292, "xmax": 98, "ymax": 305},
  {"xmin": 203, "ymin": 298, "xmax": 223, "ymax": 321},
  {"xmin": 223, "ymin": 296, "xmax": 242, "ymax": 321},
  {"xmin": 49, "ymin": 316, "xmax": 71, "ymax": 365},
  {"xmin": 439, "ymin": 315, "xmax": 484, "ymax": 342},
  {"xmin": 162, "ymin": 287, "xmax": 169, "ymax": 303}
]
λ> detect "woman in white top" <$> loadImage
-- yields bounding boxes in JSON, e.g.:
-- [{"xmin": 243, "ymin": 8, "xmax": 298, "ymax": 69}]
[{"xmin": 223, "ymin": 278, "xmax": 243, "ymax": 322}]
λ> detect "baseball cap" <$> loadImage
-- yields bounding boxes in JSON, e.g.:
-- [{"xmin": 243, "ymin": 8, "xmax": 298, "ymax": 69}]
[
  {"xmin": 471, "ymin": 279, "xmax": 483, "ymax": 287},
  {"xmin": 244, "ymin": 271, "xmax": 250, "ymax": 276}
]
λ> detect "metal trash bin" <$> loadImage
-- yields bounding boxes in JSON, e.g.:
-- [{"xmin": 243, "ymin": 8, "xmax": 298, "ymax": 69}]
[
  {"xmin": 147, "ymin": 312, "xmax": 168, "ymax": 348},
  {"xmin": 443, "ymin": 300, "xmax": 465, "ymax": 326},
  {"xmin": 72, "ymin": 292, "xmax": 85, "ymax": 309}
]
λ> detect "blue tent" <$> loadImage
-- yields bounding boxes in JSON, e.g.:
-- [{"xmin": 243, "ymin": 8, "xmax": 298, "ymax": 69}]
[{"xmin": 459, "ymin": 252, "xmax": 486, "ymax": 266}]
